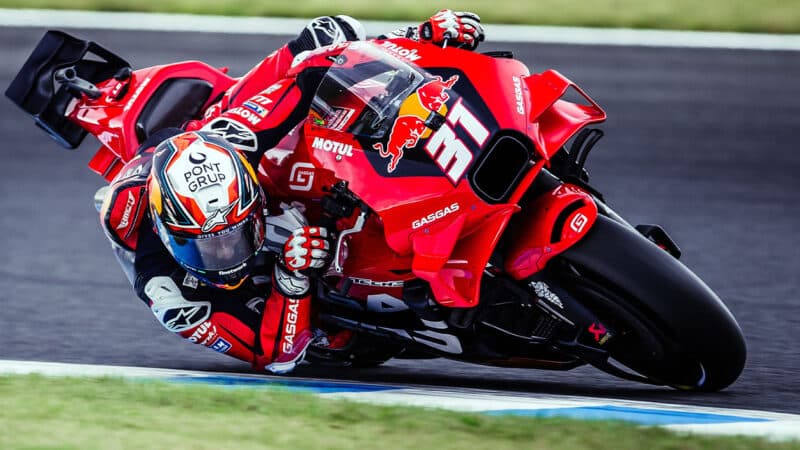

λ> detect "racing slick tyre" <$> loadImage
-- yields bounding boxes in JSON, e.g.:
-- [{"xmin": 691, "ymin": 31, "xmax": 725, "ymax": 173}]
[{"xmin": 556, "ymin": 215, "xmax": 746, "ymax": 391}]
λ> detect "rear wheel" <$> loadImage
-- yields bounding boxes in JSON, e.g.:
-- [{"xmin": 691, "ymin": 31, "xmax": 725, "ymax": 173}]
[{"xmin": 306, "ymin": 332, "xmax": 404, "ymax": 368}]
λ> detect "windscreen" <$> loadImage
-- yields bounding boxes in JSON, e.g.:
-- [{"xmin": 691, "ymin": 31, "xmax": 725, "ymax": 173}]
[{"xmin": 310, "ymin": 42, "xmax": 425, "ymax": 140}]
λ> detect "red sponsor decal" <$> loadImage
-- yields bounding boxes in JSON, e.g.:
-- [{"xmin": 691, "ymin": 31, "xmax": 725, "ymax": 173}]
[
  {"xmin": 106, "ymin": 184, "xmax": 146, "ymax": 248},
  {"xmin": 373, "ymin": 116, "xmax": 427, "ymax": 172},
  {"xmin": 417, "ymin": 75, "xmax": 458, "ymax": 111},
  {"xmin": 373, "ymin": 75, "xmax": 459, "ymax": 173},
  {"xmin": 116, "ymin": 190, "xmax": 136, "ymax": 231},
  {"xmin": 588, "ymin": 322, "xmax": 608, "ymax": 344}
]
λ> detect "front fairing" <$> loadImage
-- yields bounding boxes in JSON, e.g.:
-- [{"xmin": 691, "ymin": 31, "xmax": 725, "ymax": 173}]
[
  {"xmin": 299, "ymin": 41, "xmax": 522, "ymax": 307},
  {"xmin": 304, "ymin": 41, "xmax": 505, "ymax": 213}
]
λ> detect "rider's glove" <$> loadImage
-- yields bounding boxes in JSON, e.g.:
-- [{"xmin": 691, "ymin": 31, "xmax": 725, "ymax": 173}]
[
  {"xmin": 419, "ymin": 10, "xmax": 485, "ymax": 50},
  {"xmin": 273, "ymin": 226, "xmax": 332, "ymax": 298},
  {"xmin": 283, "ymin": 226, "xmax": 332, "ymax": 273},
  {"xmin": 265, "ymin": 203, "xmax": 333, "ymax": 297}
]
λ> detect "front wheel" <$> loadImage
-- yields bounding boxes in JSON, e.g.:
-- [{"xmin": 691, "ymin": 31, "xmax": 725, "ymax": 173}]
[{"xmin": 555, "ymin": 216, "xmax": 746, "ymax": 391}]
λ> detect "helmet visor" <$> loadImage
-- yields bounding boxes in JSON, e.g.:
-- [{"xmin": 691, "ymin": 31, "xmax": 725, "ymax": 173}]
[{"xmin": 165, "ymin": 212, "xmax": 264, "ymax": 272}]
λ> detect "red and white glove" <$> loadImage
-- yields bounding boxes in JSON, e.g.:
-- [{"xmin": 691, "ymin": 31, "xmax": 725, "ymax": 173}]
[
  {"xmin": 419, "ymin": 10, "xmax": 485, "ymax": 50},
  {"xmin": 283, "ymin": 226, "xmax": 332, "ymax": 272},
  {"xmin": 273, "ymin": 226, "xmax": 332, "ymax": 297}
]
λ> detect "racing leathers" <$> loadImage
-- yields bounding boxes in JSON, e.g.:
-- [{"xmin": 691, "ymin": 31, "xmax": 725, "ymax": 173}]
[
  {"xmin": 104, "ymin": 126, "xmax": 330, "ymax": 374},
  {"xmin": 100, "ymin": 11, "xmax": 485, "ymax": 374}
]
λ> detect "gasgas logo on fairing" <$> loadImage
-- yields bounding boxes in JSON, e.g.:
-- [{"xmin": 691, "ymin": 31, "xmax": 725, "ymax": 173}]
[
  {"xmin": 412, "ymin": 203, "xmax": 460, "ymax": 229},
  {"xmin": 512, "ymin": 76, "xmax": 525, "ymax": 115}
]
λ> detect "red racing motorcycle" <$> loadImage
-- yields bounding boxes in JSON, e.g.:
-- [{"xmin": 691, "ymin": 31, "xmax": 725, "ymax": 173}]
[{"xmin": 6, "ymin": 31, "xmax": 746, "ymax": 391}]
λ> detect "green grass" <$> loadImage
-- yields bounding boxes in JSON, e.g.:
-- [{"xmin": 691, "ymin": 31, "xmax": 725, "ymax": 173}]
[
  {"xmin": 2, "ymin": 0, "xmax": 800, "ymax": 33},
  {"xmin": 0, "ymin": 375, "xmax": 797, "ymax": 450}
]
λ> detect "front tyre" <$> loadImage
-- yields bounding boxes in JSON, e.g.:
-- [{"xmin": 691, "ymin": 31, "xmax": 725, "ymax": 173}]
[{"xmin": 558, "ymin": 216, "xmax": 746, "ymax": 391}]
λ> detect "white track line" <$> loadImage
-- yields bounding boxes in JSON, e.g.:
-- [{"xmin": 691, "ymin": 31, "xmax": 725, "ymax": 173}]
[
  {"xmin": 2, "ymin": 359, "xmax": 800, "ymax": 441},
  {"xmin": 2, "ymin": 8, "xmax": 800, "ymax": 51}
]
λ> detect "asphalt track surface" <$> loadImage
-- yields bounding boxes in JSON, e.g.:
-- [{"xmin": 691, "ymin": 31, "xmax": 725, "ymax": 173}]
[{"xmin": 1, "ymin": 27, "xmax": 798, "ymax": 414}]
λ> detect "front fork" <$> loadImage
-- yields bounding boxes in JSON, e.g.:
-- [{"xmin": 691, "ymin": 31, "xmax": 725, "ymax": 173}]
[
  {"xmin": 498, "ymin": 176, "xmax": 619, "ymax": 355},
  {"xmin": 521, "ymin": 272, "xmax": 615, "ymax": 360}
]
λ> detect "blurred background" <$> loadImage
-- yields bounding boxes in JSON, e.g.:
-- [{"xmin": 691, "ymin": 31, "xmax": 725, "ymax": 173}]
[{"xmin": 1, "ymin": 0, "xmax": 799, "ymax": 33}]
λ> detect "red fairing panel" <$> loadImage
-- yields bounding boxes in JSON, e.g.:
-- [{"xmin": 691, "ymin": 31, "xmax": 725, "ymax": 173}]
[
  {"xmin": 255, "ymin": 40, "xmax": 605, "ymax": 307},
  {"xmin": 372, "ymin": 39, "xmax": 532, "ymax": 131},
  {"xmin": 523, "ymin": 70, "xmax": 606, "ymax": 160},
  {"xmin": 73, "ymin": 62, "xmax": 235, "ymax": 181},
  {"xmin": 505, "ymin": 184, "xmax": 598, "ymax": 280},
  {"xmin": 411, "ymin": 205, "xmax": 516, "ymax": 307}
]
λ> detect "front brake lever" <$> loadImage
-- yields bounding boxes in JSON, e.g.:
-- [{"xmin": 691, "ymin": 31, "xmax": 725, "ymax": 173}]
[{"xmin": 332, "ymin": 208, "xmax": 368, "ymax": 274}]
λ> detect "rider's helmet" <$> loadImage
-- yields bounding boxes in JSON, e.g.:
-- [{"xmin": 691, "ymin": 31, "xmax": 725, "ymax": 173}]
[{"xmin": 148, "ymin": 131, "xmax": 266, "ymax": 290}]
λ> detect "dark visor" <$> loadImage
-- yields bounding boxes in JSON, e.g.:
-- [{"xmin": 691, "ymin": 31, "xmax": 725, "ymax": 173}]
[{"xmin": 165, "ymin": 212, "xmax": 263, "ymax": 272}]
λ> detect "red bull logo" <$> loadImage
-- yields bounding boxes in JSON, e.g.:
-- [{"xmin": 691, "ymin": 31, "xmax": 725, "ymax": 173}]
[
  {"xmin": 373, "ymin": 75, "xmax": 459, "ymax": 173},
  {"xmin": 374, "ymin": 116, "xmax": 427, "ymax": 172},
  {"xmin": 418, "ymin": 75, "xmax": 458, "ymax": 111}
]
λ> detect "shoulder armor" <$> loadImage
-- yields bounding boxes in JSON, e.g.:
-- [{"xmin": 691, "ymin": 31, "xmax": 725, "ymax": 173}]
[{"xmin": 99, "ymin": 153, "xmax": 153, "ymax": 251}]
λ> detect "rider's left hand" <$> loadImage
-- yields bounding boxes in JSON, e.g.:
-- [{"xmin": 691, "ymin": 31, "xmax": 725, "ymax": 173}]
[{"xmin": 419, "ymin": 10, "xmax": 485, "ymax": 50}]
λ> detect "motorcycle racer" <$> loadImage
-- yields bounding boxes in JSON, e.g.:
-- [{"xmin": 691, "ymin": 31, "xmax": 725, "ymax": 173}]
[{"xmin": 99, "ymin": 10, "xmax": 485, "ymax": 374}]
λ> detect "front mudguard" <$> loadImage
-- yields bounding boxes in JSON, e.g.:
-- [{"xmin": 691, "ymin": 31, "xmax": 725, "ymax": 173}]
[{"xmin": 505, "ymin": 183, "xmax": 597, "ymax": 279}]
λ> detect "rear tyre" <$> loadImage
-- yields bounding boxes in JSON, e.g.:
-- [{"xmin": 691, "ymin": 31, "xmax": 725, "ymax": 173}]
[{"xmin": 306, "ymin": 332, "xmax": 404, "ymax": 368}]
